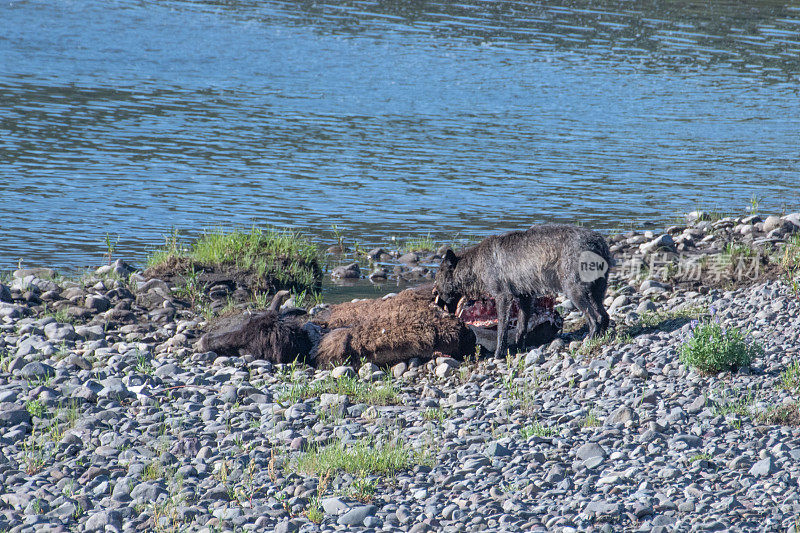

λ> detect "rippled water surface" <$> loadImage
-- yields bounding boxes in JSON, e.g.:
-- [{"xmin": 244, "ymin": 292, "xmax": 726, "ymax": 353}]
[{"xmin": 2, "ymin": 0, "xmax": 800, "ymax": 272}]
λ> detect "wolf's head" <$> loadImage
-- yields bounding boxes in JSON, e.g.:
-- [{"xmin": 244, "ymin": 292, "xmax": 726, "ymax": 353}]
[{"xmin": 434, "ymin": 249, "xmax": 461, "ymax": 313}]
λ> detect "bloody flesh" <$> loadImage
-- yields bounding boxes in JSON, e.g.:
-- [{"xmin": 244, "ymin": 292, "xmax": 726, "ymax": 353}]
[{"xmin": 456, "ymin": 296, "xmax": 558, "ymax": 329}]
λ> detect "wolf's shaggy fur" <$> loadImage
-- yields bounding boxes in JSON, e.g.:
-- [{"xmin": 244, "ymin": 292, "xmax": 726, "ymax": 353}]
[
  {"xmin": 313, "ymin": 285, "xmax": 475, "ymax": 368},
  {"xmin": 435, "ymin": 224, "xmax": 612, "ymax": 358}
]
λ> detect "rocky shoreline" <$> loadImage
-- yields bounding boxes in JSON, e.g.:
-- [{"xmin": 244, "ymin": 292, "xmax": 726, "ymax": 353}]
[{"xmin": 1, "ymin": 212, "xmax": 800, "ymax": 532}]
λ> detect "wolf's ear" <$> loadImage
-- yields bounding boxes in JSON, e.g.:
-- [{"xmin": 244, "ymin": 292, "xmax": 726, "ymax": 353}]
[{"xmin": 442, "ymin": 249, "xmax": 458, "ymax": 267}]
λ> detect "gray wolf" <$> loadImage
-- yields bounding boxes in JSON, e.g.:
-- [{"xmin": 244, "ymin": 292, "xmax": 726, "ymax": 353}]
[{"xmin": 434, "ymin": 224, "xmax": 611, "ymax": 358}]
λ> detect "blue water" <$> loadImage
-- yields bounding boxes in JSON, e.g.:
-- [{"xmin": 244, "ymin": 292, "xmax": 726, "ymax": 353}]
[{"xmin": 2, "ymin": 0, "xmax": 799, "ymax": 271}]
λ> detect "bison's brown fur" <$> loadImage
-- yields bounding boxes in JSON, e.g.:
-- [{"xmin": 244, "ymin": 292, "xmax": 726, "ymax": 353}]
[
  {"xmin": 312, "ymin": 285, "xmax": 475, "ymax": 367},
  {"xmin": 197, "ymin": 286, "xmax": 475, "ymax": 367}
]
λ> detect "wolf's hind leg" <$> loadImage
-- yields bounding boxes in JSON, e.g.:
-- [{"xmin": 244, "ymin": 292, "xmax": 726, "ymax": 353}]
[
  {"xmin": 515, "ymin": 295, "xmax": 532, "ymax": 350},
  {"xmin": 494, "ymin": 294, "xmax": 513, "ymax": 358}
]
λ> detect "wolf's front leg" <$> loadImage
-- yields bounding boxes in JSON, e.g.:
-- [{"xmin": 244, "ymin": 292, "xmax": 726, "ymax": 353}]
[
  {"xmin": 515, "ymin": 295, "xmax": 532, "ymax": 350},
  {"xmin": 494, "ymin": 294, "xmax": 512, "ymax": 358}
]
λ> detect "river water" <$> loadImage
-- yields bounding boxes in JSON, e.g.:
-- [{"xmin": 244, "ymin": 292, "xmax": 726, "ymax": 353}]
[{"xmin": 2, "ymin": 0, "xmax": 800, "ymax": 273}]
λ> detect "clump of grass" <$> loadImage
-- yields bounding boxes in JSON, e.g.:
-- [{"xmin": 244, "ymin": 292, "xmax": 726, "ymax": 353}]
[
  {"xmin": 41, "ymin": 304, "xmax": 75, "ymax": 325},
  {"xmin": 780, "ymin": 233, "xmax": 800, "ymax": 269},
  {"xmin": 146, "ymin": 226, "xmax": 322, "ymax": 296},
  {"xmin": 780, "ymin": 234, "xmax": 800, "ymax": 298},
  {"xmin": 679, "ymin": 318, "xmax": 762, "ymax": 374},
  {"xmin": 583, "ymin": 408, "xmax": 601, "ymax": 428},
  {"xmin": 22, "ymin": 428, "xmax": 47, "ymax": 474},
  {"xmin": 782, "ymin": 360, "xmax": 800, "ymax": 392},
  {"xmin": 25, "ymin": 399, "xmax": 46, "ymax": 419},
  {"xmin": 689, "ymin": 453, "xmax": 712, "ymax": 464},
  {"xmin": 306, "ymin": 498, "xmax": 324, "ymax": 524},
  {"xmin": 403, "ymin": 233, "xmax": 437, "ymax": 253},
  {"xmin": 758, "ymin": 402, "xmax": 800, "ymax": 426},
  {"xmin": 423, "ymin": 407, "xmax": 451, "ymax": 425},
  {"xmin": 279, "ymin": 375, "xmax": 399, "ymax": 406},
  {"xmin": 721, "ymin": 242, "xmax": 757, "ymax": 263},
  {"xmin": 294, "ymin": 436, "xmax": 429, "ymax": 477},
  {"xmin": 710, "ymin": 388, "xmax": 754, "ymax": 417},
  {"xmin": 520, "ymin": 421, "xmax": 555, "ymax": 439},
  {"xmin": 575, "ymin": 328, "xmax": 633, "ymax": 356},
  {"xmin": 502, "ymin": 353, "xmax": 536, "ymax": 413},
  {"xmin": 637, "ymin": 305, "xmax": 708, "ymax": 331}
]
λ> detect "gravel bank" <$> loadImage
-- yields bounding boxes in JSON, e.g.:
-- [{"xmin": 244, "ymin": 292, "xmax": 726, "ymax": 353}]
[{"xmin": 1, "ymin": 213, "xmax": 800, "ymax": 532}]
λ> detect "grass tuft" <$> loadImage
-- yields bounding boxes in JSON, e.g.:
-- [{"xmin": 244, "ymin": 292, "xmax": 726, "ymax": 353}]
[
  {"xmin": 294, "ymin": 436, "xmax": 429, "ymax": 477},
  {"xmin": 403, "ymin": 233, "xmax": 437, "ymax": 253},
  {"xmin": 279, "ymin": 375, "xmax": 399, "ymax": 406},
  {"xmin": 520, "ymin": 421, "xmax": 555, "ymax": 438},
  {"xmin": 679, "ymin": 318, "xmax": 762, "ymax": 374}
]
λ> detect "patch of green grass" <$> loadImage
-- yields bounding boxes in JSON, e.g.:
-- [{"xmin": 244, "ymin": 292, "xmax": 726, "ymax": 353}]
[
  {"xmin": 22, "ymin": 428, "xmax": 47, "ymax": 474},
  {"xmin": 679, "ymin": 319, "xmax": 762, "ymax": 374},
  {"xmin": 782, "ymin": 360, "xmax": 800, "ymax": 393},
  {"xmin": 41, "ymin": 305, "xmax": 75, "ymax": 325},
  {"xmin": 721, "ymin": 242, "xmax": 757, "ymax": 266},
  {"xmin": 279, "ymin": 375, "xmax": 400, "ymax": 406},
  {"xmin": 689, "ymin": 453, "xmax": 712, "ymax": 464},
  {"xmin": 146, "ymin": 226, "xmax": 322, "ymax": 296},
  {"xmin": 583, "ymin": 408, "xmax": 601, "ymax": 428},
  {"xmin": 294, "ymin": 436, "xmax": 430, "ymax": 477},
  {"xmin": 780, "ymin": 233, "xmax": 800, "ymax": 269},
  {"xmin": 142, "ymin": 461, "xmax": 166, "ymax": 481},
  {"xmin": 135, "ymin": 352, "xmax": 154, "ymax": 375},
  {"xmin": 502, "ymin": 353, "xmax": 536, "ymax": 412},
  {"xmin": 25, "ymin": 399, "xmax": 46, "ymax": 419},
  {"xmin": 780, "ymin": 234, "xmax": 800, "ymax": 298},
  {"xmin": 306, "ymin": 498, "xmax": 324, "ymax": 524},
  {"xmin": 520, "ymin": 421, "xmax": 555, "ymax": 439},
  {"xmin": 638, "ymin": 305, "xmax": 708, "ymax": 330},
  {"xmin": 423, "ymin": 407, "xmax": 451, "ymax": 425},
  {"xmin": 348, "ymin": 476, "xmax": 377, "ymax": 502},
  {"xmin": 710, "ymin": 388, "xmax": 754, "ymax": 417},
  {"xmin": 575, "ymin": 328, "xmax": 634, "ymax": 356},
  {"xmin": 403, "ymin": 233, "xmax": 437, "ymax": 253},
  {"xmin": 757, "ymin": 402, "xmax": 800, "ymax": 426},
  {"xmin": 26, "ymin": 374, "xmax": 54, "ymax": 388}
]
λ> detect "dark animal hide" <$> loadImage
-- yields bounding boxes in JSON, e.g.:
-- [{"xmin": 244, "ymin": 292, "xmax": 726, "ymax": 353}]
[{"xmin": 196, "ymin": 286, "xmax": 476, "ymax": 367}]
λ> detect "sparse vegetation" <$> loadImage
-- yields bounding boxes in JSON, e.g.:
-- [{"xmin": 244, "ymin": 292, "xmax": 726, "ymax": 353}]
[
  {"xmin": 758, "ymin": 402, "xmax": 800, "ymax": 426},
  {"xmin": 583, "ymin": 408, "xmax": 601, "ymax": 428},
  {"xmin": 423, "ymin": 407, "xmax": 451, "ymax": 425},
  {"xmin": 710, "ymin": 388, "xmax": 754, "ymax": 418},
  {"xmin": 403, "ymin": 233, "xmax": 437, "ymax": 253},
  {"xmin": 278, "ymin": 374, "xmax": 400, "ymax": 406},
  {"xmin": 782, "ymin": 360, "xmax": 800, "ymax": 393},
  {"xmin": 294, "ymin": 436, "xmax": 430, "ymax": 478},
  {"xmin": 721, "ymin": 242, "xmax": 757, "ymax": 263},
  {"xmin": 689, "ymin": 453, "xmax": 712, "ymax": 464},
  {"xmin": 520, "ymin": 421, "xmax": 555, "ymax": 438},
  {"xmin": 637, "ymin": 305, "xmax": 708, "ymax": 331},
  {"xmin": 502, "ymin": 353, "xmax": 536, "ymax": 413},
  {"xmin": 679, "ymin": 319, "xmax": 761, "ymax": 374},
  {"xmin": 25, "ymin": 399, "xmax": 45, "ymax": 419}
]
